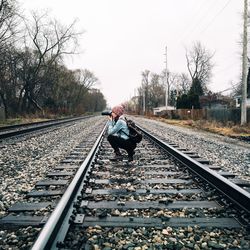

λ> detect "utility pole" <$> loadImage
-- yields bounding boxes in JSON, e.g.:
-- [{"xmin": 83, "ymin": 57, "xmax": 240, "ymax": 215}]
[
  {"xmin": 241, "ymin": 0, "xmax": 248, "ymax": 125},
  {"xmin": 143, "ymin": 87, "xmax": 146, "ymax": 115},
  {"xmin": 164, "ymin": 46, "xmax": 169, "ymax": 110}
]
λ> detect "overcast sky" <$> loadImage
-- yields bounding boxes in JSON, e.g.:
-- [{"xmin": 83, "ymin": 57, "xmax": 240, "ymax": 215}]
[{"xmin": 19, "ymin": 0, "xmax": 243, "ymax": 107}]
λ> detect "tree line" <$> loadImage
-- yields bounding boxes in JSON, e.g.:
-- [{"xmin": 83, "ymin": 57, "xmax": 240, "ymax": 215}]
[
  {"xmin": 0, "ymin": 0, "xmax": 106, "ymax": 118},
  {"xmin": 127, "ymin": 39, "xmax": 250, "ymax": 114},
  {"xmin": 127, "ymin": 41, "xmax": 214, "ymax": 113}
]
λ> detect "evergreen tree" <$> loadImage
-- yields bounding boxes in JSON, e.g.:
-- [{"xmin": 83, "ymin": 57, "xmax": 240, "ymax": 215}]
[
  {"xmin": 176, "ymin": 94, "xmax": 189, "ymax": 109},
  {"xmin": 189, "ymin": 77, "xmax": 204, "ymax": 96},
  {"xmin": 188, "ymin": 94, "xmax": 200, "ymax": 109},
  {"xmin": 176, "ymin": 78, "xmax": 202, "ymax": 109}
]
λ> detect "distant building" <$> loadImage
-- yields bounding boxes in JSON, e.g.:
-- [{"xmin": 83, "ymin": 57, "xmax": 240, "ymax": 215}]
[
  {"xmin": 199, "ymin": 94, "xmax": 233, "ymax": 109},
  {"xmin": 235, "ymin": 96, "xmax": 250, "ymax": 108},
  {"xmin": 153, "ymin": 106, "xmax": 175, "ymax": 115}
]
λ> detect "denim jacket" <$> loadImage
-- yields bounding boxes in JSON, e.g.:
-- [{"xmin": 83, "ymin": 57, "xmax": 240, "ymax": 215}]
[{"xmin": 107, "ymin": 115, "xmax": 130, "ymax": 140}]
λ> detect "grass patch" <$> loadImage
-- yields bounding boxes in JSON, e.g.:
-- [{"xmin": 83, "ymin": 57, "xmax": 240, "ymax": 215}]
[
  {"xmin": 0, "ymin": 117, "xmax": 50, "ymax": 127},
  {"xmin": 0, "ymin": 112, "xmax": 65, "ymax": 127},
  {"xmin": 0, "ymin": 112, "xmax": 84, "ymax": 127},
  {"xmin": 148, "ymin": 116, "xmax": 250, "ymax": 137}
]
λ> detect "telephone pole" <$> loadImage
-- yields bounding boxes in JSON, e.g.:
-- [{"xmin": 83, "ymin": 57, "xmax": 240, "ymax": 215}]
[
  {"xmin": 241, "ymin": 0, "xmax": 248, "ymax": 125},
  {"xmin": 164, "ymin": 46, "xmax": 169, "ymax": 110},
  {"xmin": 143, "ymin": 88, "xmax": 146, "ymax": 115}
]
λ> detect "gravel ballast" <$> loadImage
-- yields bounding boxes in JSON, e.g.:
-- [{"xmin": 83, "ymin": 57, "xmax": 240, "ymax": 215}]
[
  {"xmin": 0, "ymin": 116, "xmax": 249, "ymax": 250},
  {"xmin": 0, "ymin": 116, "xmax": 106, "ymax": 216},
  {"xmin": 133, "ymin": 117, "xmax": 250, "ymax": 181}
]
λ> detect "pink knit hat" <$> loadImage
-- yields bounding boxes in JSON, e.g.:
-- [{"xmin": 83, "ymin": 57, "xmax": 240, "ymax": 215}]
[{"xmin": 112, "ymin": 105, "xmax": 124, "ymax": 116}]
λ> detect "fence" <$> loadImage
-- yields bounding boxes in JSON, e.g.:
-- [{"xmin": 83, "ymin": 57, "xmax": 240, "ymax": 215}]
[
  {"xmin": 159, "ymin": 108, "xmax": 250, "ymax": 124},
  {"xmin": 207, "ymin": 109, "xmax": 240, "ymax": 124}
]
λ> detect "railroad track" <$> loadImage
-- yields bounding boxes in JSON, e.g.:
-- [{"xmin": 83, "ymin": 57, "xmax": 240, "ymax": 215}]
[
  {"xmin": 0, "ymin": 121, "xmax": 250, "ymax": 249},
  {"xmin": 0, "ymin": 116, "xmax": 92, "ymax": 140}
]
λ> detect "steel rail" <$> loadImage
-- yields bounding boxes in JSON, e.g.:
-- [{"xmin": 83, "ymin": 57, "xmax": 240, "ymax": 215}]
[
  {"xmin": 31, "ymin": 123, "xmax": 107, "ymax": 250},
  {"xmin": 138, "ymin": 125, "xmax": 250, "ymax": 215},
  {"xmin": 0, "ymin": 116, "xmax": 93, "ymax": 140}
]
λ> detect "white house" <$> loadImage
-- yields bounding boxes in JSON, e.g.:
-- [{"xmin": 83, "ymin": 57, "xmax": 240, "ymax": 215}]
[
  {"xmin": 235, "ymin": 96, "xmax": 250, "ymax": 108},
  {"xmin": 153, "ymin": 106, "xmax": 175, "ymax": 115}
]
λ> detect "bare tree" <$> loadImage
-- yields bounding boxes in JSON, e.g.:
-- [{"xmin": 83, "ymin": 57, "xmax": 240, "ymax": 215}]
[
  {"xmin": 185, "ymin": 41, "xmax": 214, "ymax": 94},
  {"xmin": 73, "ymin": 69, "xmax": 99, "ymax": 107},
  {"xmin": 84, "ymin": 89, "xmax": 106, "ymax": 113},
  {"xmin": 161, "ymin": 69, "xmax": 181, "ymax": 105},
  {"xmin": 0, "ymin": 6, "xmax": 107, "ymax": 118},
  {"xmin": 26, "ymin": 11, "xmax": 82, "ymax": 64},
  {"xmin": 141, "ymin": 70, "xmax": 150, "ymax": 113},
  {"xmin": 18, "ymin": 11, "xmax": 83, "ymax": 113},
  {"xmin": 0, "ymin": 0, "xmax": 22, "ymax": 117},
  {"xmin": 0, "ymin": 0, "xmax": 19, "ymax": 46},
  {"xmin": 178, "ymin": 73, "xmax": 192, "ymax": 95},
  {"xmin": 0, "ymin": 46, "xmax": 21, "ymax": 117},
  {"xmin": 138, "ymin": 71, "xmax": 166, "ymax": 112},
  {"xmin": 148, "ymin": 73, "xmax": 165, "ymax": 109},
  {"xmin": 74, "ymin": 69, "xmax": 99, "ymax": 90},
  {"xmin": 167, "ymin": 72, "xmax": 179, "ymax": 92}
]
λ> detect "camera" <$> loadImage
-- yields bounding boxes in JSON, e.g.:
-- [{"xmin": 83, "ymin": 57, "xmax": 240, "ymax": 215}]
[{"xmin": 101, "ymin": 110, "xmax": 112, "ymax": 116}]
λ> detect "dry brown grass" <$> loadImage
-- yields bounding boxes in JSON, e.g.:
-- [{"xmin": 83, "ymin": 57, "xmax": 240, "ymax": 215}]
[
  {"xmin": 2, "ymin": 114, "xmax": 249, "ymax": 138},
  {"xmin": 0, "ymin": 113, "xmax": 62, "ymax": 127},
  {"xmin": 0, "ymin": 117, "xmax": 49, "ymax": 127},
  {"xmin": 147, "ymin": 116, "xmax": 250, "ymax": 138}
]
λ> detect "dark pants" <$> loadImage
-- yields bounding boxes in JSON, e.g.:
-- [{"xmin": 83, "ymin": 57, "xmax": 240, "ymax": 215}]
[{"xmin": 107, "ymin": 135, "xmax": 136, "ymax": 157}]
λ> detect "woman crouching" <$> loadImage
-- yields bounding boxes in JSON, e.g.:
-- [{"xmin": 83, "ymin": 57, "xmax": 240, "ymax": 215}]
[{"xmin": 107, "ymin": 105, "xmax": 136, "ymax": 162}]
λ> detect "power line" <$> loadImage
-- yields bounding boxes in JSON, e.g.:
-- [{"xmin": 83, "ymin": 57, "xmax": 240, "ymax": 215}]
[
  {"xmin": 180, "ymin": 0, "xmax": 233, "ymax": 44},
  {"xmin": 199, "ymin": 0, "xmax": 232, "ymax": 34},
  {"xmin": 180, "ymin": 0, "xmax": 210, "ymax": 37},
  {"xmin": 180, "ymin": 0, "xmax": 220, "ymax": 42},
  {"xmin": 216, "ymin": 83, "xmax": 239, "ymax": 94},
  {"xmin": 213, "ymin": 61, "xmax": 239, "ymax": 74}
]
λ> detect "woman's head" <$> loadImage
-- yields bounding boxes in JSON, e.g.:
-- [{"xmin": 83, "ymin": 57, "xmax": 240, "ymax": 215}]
[{"xmin": 112, "ymin": 105, "xmax": 124, "ymax": 117}]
